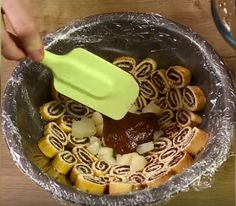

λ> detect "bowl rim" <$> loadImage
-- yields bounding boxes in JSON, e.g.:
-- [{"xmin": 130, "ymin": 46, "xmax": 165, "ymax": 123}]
[{"xmin": 2, "ymin": 11, "xmax": 236, "ymax": 206}]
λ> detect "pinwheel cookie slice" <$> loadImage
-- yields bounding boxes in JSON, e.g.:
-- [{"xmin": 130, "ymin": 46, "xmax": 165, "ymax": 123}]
[
  {"xmin": 70, "ymin": 163, "xmax": 93, "ymax": 184},
  {"xmin": 56, "ymin": 114, "xmax": 78, "ymax": 133},
  {"xmin": 52, "ymin": 151, "xmax": 77, "ymax": 175},
  {"xmin": 146, "ymin": 169, "xmax": 174, "ymax": 188},
  {"xmin": 128, "ymin": 172, "xmax": 147, "ymax": 190},
  {"xmin": 75, "ymin": 175, "xmax": 107, "ymax": 195},
  {"xmin": 166, "ymin": 88, "xmax": 183, "ymax": 111},
  {"xmin": 40, "ymin": 100, "xmax": 66, "ymax": 121},
  {"xmin": 176, "ymin": 110, "xmax": 202, "ymax": 127},
  {"xmin": 166, "ymin": 66, "xmax": 191, "ymax": 88},
  {"xmin": 183, "ymin": 86, "xmax": 206, "ymax": 111},
  {"xmin": 151, "ymin": 69, "xmax": 169, "ymax": 94},
  {"xmin": 66, "ymin": 133, "xmax": 89, "ymax": 150},
  {"xmin": 167, "ymin": 151, "xmax": 193, "ymax": 173},
  {"xmin": 65, "ymin": 99, "xmax": 90, "ymax": 118},
  {"xmin": 134, "ymin": 58, "xmax": 157, "ymax": 79},
  {"xmin": 38, "ymin": 134, "xmax": 64, "ymax": 158},
  {"xmin": 44, "ymin": 122, "xmax": 68, "ymax": 145},
  {"xmin": 112, "ymin": 56, "xmax": 136, "ymax": 73}
]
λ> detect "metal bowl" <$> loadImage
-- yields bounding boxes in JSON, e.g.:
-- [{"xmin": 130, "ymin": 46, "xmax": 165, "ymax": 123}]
[{"xmin": 2, "ymin": 12, "xmax": 236, "ymax": 206}]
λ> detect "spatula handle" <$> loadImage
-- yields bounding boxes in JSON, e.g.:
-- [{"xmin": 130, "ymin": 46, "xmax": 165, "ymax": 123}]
[{"xmin": 40, "ymin": 50, "xmax": 59, "ymax": 72}]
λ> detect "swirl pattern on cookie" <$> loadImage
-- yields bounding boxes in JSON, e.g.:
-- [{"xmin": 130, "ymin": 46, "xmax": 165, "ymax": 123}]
[
  {"xmin": 173, "ymin": 126, "xmax": 192, "ymax": 147},
  {"xmin": 128, "ymin": 172, "xmax": 146, "ymax": 188},
  {"xmin": 52, "ymin": 151, "xmax": 77, "ymax": 175},
  {"xmin": 153, "ymin": 137, "xmax": 173, "ymax": 154},
  {"xmin": 166, "ymin": 66, "xmax": 191, "ymax": 88},
  {"xmin": 158, "ymin": 109, "xmax": 175, "ymax": 128},
  {"xmin": 56, "ymin": 114, "xmax": 77, "ymax": 133},
  {"xmin": 167, "ymin": 151, "xmax": 193, "ymax": 173},
  {"xmin": 67, "ymin": 133, "xmax": 89, "ymax": 149},
  {"xmin": 70, "ymin": 163, "xmax": 93, "ymax": 183},
  {"xmin": 163, "ymin": 122, "xmax": 182, "ymax": 138},
  {"xmin": 38, "ymin": 134, "xmax": 64, "ymax": 158},
  {"xmin": 151, "ymin": 69, "xmax": 169, "ymax": 94},
  {"xmin": 183, "ymin": 86, "xmax": 206, "ymax": 111},
  {"xmin": 153, "ymin": 97, "xmax": 168, "ymax": 110},
  {"xmin": 134, "ymin": 58, "xmax": 157, "ymax": 79},
  {"xmin": 66, "ymin": 100, "xmax": 90, "ymax": 118},
  {"xmin": 139, "ymin": 79, "xmax": 158, "ymax": 101},
  {"xmin": 92, "ymin": 160, "xmax": 110, "ymax": 176},
  {"xmin": 75, "ymin": 175, "xmax": 107, "ymax": 195},
  {"xmin": 44, "ymin": 122, "xmax": 68, "ymax": 145},
  {"xmin": 176, "ymin": 110, "xmax": 202, "ymax": 127},
  {"xmin": 158, "ymin": 147, "xmax": 180, "ymax": 162},
  {"xmin": 181, "ymin": 127, "xmax": 209, "ymax": 155},
  {"xmin": 72, "ymin": 146, "xmax": 97, "ymax": 166},
  {"xmin": 166, "ymin": 88, "xmax": 183, "ymax": 111},
  {"xmin": 40, "ymin": 100, "xmax": 66, "ymax": 121},
  {"xmin": 143, "ymin": 161, "xmax": 166, "ymax": 177},
  {"xmin": 109, "ymin": 165, "xmax": 131, "ymax": 177},
  {"xmin": 134, "ymin": 95, "xmax": 147, "ymax": 111},
  {"xmin": 113, "ymin": 56, "xmax": 136, "ymax": 73}
]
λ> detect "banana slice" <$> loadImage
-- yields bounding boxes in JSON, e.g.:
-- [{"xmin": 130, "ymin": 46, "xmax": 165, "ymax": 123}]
[
  {"xmin": 109, "ymin": 181, "xmax": 133, "ymax": 195},
  {"xmin": 75, "ymin": 175, "xmax": 107, "ymax": 195},
  {"xmin": 92, "ymin": 112, "xmax": 103, "ymax": 126},
  {"xmin": 136, "ymin": 142, "xmax": 154, "ymax": 154},
  {"xmin": 142, "ymin": 101, "xmax": 162, "ymax": 116},
  {"xmin": 38, "ymin": 134, "xmax": 64, "ymax": 158},
  {"xmin": 52, "ymin": 151, "xmax": 77, "ymax": 175},
  {"xmin": 116, "ymin": 153, "xmax": 135, "ymax": 166},
  {"xmin": 40, "ymin": 100, "xmax": 66, "ymax": 121},
  {"xmin": 98, "ymin": 147, "xmax": 114, "ymax": 158},
  {"xmin": 87, "ymin": 141, "xmax": 100, "ymax": 155},
  {"xmin": 96, "ymin": 124, "xmax": 103, "ymax": 137},
  {"xmin": 72, "ymin": 117, "xmax": 96, "ymax": 139},
  {"xmin": 130, "ymin": 154, "xmax": 147, "ymax": 172},
  {"xmin": 89, "ymin": 136, "xmax": 102, "ymax": 146}
]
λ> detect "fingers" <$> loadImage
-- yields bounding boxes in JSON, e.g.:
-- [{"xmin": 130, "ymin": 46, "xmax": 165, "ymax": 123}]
[
  {"xmin": 2, "ymin": 0, "xmax": 44, "ymax": 62},
  {"xmin": 2, "ymin": 28, "xmax": 26, "ymax": 61}
]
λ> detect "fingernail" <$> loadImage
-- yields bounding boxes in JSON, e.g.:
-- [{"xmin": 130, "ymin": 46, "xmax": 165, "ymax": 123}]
[{"xmin": 29, "ymin": 49, "xmax": 43, "ymax": 62}]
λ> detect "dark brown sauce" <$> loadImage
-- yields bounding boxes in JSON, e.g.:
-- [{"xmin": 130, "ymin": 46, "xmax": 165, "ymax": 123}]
[{"xmin": 103, "ymin": 112, "xmax": 159, "ymax": 154}]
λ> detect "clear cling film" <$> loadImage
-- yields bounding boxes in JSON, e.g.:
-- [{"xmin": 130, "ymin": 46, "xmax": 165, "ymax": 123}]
[{"xmin": 1, "ymin": 12, "xmax": 236, "ymax": 206}]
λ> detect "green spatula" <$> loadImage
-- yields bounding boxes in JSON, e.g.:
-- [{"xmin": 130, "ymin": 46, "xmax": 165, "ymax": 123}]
[{"xmin": 41, "ymin": 48, "xmax": 139, "ymax": 120}]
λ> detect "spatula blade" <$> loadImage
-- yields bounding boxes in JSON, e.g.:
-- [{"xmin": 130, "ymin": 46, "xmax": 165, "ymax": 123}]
[{"xmin": 42, "ymin": 49, "xmax": 139, "ymax": 120}]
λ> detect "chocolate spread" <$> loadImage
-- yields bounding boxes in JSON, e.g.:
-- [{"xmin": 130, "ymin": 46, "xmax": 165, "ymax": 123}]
[{"xmin": 103, "ymin": 112, "xmax": 159, "ymax": 154}]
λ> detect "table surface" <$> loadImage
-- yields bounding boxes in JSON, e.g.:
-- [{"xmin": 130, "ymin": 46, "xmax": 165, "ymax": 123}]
[{"xmin": 1, "ymin": 0, "xmax": 235, "ymax": 206}]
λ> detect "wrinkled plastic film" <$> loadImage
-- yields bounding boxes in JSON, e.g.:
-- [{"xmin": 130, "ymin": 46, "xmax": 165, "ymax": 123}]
[{"xmin": 2, "ymin": 13, "xmax": 236, "ymax": 206}]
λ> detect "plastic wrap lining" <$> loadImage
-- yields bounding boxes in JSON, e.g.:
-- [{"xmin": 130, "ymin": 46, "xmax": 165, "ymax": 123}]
[{"xmin": 2, "ymin": 12, "xmax": 236, "ymax": 206}]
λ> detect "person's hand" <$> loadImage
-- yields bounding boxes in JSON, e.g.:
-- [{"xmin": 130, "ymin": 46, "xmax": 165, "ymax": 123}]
[{"xmin": 2, "ymin": 0, "xmax": 44, "ymax": 62}]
